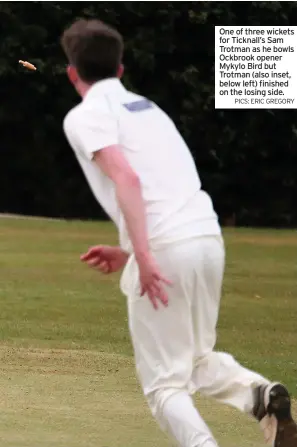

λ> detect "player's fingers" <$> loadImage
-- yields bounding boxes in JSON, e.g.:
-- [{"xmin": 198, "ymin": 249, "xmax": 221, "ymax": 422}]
[
  {"xmin": 141, "ymin": 284, "xmax": 158, "ymax": 310},
  {"xmin": 81, "ymin": 253, "xmax": 95, "ymax": 261},
  {"xmin": 153, "ymin": 273, "xmax": 173, "ymax": 287},
  {"xmin": 152, "ymin": 282, "xmax": 168, "ymax": 307},
  {"xmin": 80, "ymin": 248, "xmax": 94, "ymax": 260},
  {"xmin": 158, "ymin": 288, "xmax": 169, "ymax": 307},
  {"xmin": 97, "ymin": 261, "xmax": 109, "ymax": 273},
  {"xmin": 147, "ymin": 288, "xmax": 158, "ymax": 310},
  {"xmin": 87, "ymin": 257, "xmax": 101, "ymax": 267},
  {"xmin": 82, "ymin": 247, "xmax": 101, "ymax": 261},
  {"xmin": 80, "ymin": 246, "xmax": 102, "ymax": 261}
]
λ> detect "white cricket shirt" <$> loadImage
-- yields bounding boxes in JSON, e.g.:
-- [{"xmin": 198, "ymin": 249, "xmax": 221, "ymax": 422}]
[{"xmin": 63, "ymin": 78, "xmax": 221, "ymax": 253}]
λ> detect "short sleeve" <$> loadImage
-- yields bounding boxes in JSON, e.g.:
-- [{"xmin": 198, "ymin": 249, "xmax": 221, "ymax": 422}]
[{"xmin": 63, "ymin": 105, "xmax": 118, "ymax": 160}]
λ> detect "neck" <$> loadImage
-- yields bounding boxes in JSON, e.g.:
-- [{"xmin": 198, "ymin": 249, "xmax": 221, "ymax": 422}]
[
  {"xmin": 76, "ymin": 76, "xmax": 121, "ymax": 98},
  {"xmin": 77, "ymin": 81, "xmax": 92, "ymax": 98}
]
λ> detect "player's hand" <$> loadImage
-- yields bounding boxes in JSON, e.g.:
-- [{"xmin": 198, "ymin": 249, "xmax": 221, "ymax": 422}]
[
  {"xmin": 136, "ymin": 253, "xmax": 172, "ymax": 310},
  {"xmin": 80, "ymin": 245, "xmax": 129, "ymax": 274}
]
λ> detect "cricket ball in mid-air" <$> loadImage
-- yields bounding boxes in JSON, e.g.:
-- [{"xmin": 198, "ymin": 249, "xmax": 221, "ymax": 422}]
[{"xmin": 19, "ymin": 60, "xmax": 37, "ymax": 71}]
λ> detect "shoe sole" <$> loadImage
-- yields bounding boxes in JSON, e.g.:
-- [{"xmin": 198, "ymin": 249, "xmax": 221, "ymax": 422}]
[
  {"xmin": 265, "ymin": 383, "xmax": 292, "ymax": 420},
  {"xmin": 264, "ymin": 383, "xmax": 297, "ymax": 447}
]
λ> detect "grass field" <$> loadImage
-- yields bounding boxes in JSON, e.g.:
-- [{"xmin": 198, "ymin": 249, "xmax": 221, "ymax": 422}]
[{"xmin": 0, "ymin": 218, "xmax": 296, "ymax": 447}]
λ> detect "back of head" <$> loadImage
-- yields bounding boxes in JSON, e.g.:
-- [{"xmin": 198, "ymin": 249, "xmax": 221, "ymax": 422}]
[{"xmin": 61, "ymin": 19, "xmax": 123, "ymax": 83}]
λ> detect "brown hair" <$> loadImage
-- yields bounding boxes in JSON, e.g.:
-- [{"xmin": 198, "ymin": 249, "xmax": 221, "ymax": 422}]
[{"xmin": 61, "ymin": 19, "xmax": 123, "ymax": 83}]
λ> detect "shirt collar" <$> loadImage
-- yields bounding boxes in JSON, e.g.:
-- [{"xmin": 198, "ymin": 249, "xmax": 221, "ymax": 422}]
[{"xmin": 83, "ymin": 78, "xmax": 126, "ymax": 101}]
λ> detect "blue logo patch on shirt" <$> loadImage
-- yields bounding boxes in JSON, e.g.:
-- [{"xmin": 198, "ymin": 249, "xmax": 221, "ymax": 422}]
[{"xmin": 123, "ymin": 99, "xmax": 153, "ymax": 112}]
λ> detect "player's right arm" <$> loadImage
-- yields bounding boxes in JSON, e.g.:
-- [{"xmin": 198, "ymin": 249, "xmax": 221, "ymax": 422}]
[
  {"xmin": 63, "ymin": 106, "xmax": 150, "ymax": 260},
  {"xmin": 63, "ymin": 106, "xmax": 171, "ymax": 309}
]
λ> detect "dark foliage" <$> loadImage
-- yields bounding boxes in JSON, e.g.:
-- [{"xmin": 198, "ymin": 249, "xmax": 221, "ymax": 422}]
[{"xmin": 1, "ymin": 1, "xmax": 296, "ymax": 226}]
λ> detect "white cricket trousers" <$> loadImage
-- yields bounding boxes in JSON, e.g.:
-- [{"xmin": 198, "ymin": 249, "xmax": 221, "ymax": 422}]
[{"xmin": 120, "ymin": 236, "xmax": 269, "ymax": 447}]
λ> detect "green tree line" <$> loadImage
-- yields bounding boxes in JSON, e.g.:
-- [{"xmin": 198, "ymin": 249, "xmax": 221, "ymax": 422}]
[{"xmin": 1, "ymin": 1, "xmax": 297, "ymax": 226}]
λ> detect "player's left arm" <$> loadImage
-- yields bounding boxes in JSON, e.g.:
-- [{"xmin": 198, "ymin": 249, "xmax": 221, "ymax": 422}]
[{"xmin": 93, "ymin": 146, "xmax": 150, "ymax": 262}]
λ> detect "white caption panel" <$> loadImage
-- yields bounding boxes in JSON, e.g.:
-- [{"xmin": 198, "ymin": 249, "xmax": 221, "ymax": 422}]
[{"xmin": 215, "ymin": 26, "xmax": 297, "ymax": 109}]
